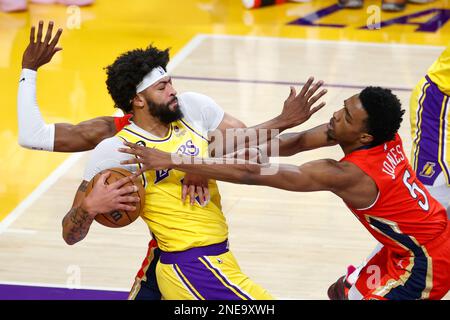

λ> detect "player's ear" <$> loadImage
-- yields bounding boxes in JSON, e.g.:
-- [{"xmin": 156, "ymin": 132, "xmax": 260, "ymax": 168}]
[
  {"xmin": 360, "ymin": 133, "xmax": 373, "ymax": 145},
  {"xmin": 131, "ymin": 94, "xmax": 145, "ymax": 109}
]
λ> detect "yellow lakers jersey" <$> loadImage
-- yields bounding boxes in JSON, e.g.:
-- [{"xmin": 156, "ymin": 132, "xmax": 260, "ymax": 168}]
[
  {"xmin": 117, "ymin": 120, "xmax": 228, "ymax": 252},
  {"xmin": 428, "ymin": 44, "xmax": 450, "ymax": 96}
]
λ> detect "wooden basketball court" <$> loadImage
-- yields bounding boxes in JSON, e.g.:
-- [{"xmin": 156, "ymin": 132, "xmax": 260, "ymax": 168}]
[{"xmin": 1, "ymin": 0, "xmax": 449, "ymax": 300}]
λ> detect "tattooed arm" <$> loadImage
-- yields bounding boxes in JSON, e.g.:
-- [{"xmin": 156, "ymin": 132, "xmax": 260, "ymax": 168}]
[
  {"xmin": 62, "ymin": 172, "xmax": 140, "ymax": 245},
  {"xmin": 62, "ymin": 180, "xmax": 94, "ymax": 245}
]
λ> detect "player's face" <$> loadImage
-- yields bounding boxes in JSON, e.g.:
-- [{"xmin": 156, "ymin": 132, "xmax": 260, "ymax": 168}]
[
  {"xmin": 142, "ymin": 77, "xmax": 183, "ymax": 124},
  {"xmin": 327, "ymin": 95, "xmax": 369, "ymax": 145}
]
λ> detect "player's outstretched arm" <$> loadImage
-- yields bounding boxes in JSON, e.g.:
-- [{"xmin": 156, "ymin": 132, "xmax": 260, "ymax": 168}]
[
  {"xmin": 119, "ymin": 142, "xmax": 347, "ymax": 192},
  {"xmin": 18, "ymin": 20, "xmax": 118, "ymax": 152},
  {"xmin": 119, "ymin": 143, "xmax": 377, "ymax": 208},
  {"xmin": 62, "ymin": 173, "xmax": 139, "ymax": 245},
  {"xmin": 262, "ymin": 123, "xmax": 337, "ymax": 157},
  {"xmin": 209, "ymin": 78, "xmax": 327, "ymax": 157},
  {"xmin": 54, "ymin": 117, "xmax": 118, "ymax": 152}
]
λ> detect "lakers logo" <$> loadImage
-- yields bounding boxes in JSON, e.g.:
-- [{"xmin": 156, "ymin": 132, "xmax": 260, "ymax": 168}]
[{"xmin": 419, "ymin": 162, "xmax": 436, "ymax": 178}]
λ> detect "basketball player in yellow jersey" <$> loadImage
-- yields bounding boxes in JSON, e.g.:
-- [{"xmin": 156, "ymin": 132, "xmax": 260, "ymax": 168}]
[
  {"xmin": 61, "ymin": 43, "xmax": 327, "ymax": 299},
  {"xmin": 410, "ymin": 44, "xmax": 450, "ymax": 216}
]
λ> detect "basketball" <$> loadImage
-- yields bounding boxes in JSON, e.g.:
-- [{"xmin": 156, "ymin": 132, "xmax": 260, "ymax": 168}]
[{"xmin": 85, "ymin": 167, "xmax": 145, "ymax": 228}]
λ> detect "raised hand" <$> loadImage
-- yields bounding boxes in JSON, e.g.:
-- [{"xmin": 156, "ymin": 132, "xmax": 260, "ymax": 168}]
[
  {"xmin": 22, "ymin": 20, "xmax": 63, "ymax": 71},
  {"xmin": 279, "ymin": 77, "xmax": 327, "ymax": 129}
]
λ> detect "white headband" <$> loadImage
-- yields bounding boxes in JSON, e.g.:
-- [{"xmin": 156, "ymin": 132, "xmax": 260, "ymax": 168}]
[{"xmin": 136, "ymin": 66, "xmax": 168, "ymax": 93}]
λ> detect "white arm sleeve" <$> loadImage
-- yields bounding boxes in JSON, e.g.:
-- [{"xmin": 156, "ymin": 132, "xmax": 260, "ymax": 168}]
[
  {"xmin": 83, "ymin": 137, "xmax": 137, "ymax": 181},
  {"xmin": 17, "ymin": 69, "xmax": 55, "ymax": 151},
  {"xmin": 179, "ymin": 92, "xmax": 225, "ymax": 136}
]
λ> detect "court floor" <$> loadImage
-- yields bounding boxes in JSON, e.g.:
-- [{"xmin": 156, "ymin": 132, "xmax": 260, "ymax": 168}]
[{"xmin": 1, "ymin": 0, "xmax": 450, "ymax": 299}]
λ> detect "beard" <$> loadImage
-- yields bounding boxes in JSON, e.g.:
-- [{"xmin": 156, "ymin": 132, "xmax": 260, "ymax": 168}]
[
  {"xmin": 147, "ymin": 97, "xmax": 183, "ymax": 124},
  {"xmin": 326, "ymin": 128, "xmax": 336, "ymax": 142}
]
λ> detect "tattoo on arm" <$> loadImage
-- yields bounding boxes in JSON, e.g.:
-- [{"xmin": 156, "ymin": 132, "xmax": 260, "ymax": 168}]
[{"xmin": 63, "ymin": 205, "xmax": 94, "ymax": 244}]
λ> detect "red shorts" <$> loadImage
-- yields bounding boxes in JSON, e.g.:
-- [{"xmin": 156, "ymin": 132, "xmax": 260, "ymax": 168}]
[{"xmin": 353, "ymin": 223, "xmax": 450, "ymax": 300}]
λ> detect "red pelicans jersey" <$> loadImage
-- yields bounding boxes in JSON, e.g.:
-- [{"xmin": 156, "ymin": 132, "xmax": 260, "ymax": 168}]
[
  {"xmin": 341, "ymin": 134, "xmax": 450, "ymax": 300},
  {"xmin": 341, "ymin": 133, "xmax": 447, "ymax": 253}
]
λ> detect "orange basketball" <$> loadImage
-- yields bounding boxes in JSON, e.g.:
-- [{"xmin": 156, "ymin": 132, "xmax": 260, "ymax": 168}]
[{"xmin": 85, "ymin": 167, "xmax": 145, "ymax": 228}]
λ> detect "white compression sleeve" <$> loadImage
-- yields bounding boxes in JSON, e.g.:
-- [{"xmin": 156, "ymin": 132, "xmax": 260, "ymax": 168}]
[{"xmin": 17, "ymin": 68, "xmax": 55, "ymax": 151}]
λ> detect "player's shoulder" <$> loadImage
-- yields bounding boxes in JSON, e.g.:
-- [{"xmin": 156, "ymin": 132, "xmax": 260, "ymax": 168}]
[
  {"xmin": 178, "ymin": 92, "xmax": 216, "ymax": 108},
  {"xmin": 92, "ymin": 135, "xmax": 124, "ymax": 153},
  {"xmin": 113, "ymin": 114, "xmax": 132, "ymax": 131},
  {"xmin": 179, "ymin": 91, "xmax": 212, "ymax": 101},
  {"xmin": 331, "ymin": 159, "xmax": 370, "ymax": 182}
]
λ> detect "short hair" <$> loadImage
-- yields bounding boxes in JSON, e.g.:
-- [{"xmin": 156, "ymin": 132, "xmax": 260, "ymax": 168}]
[
  {"xmin": 105, "ymin": 45, "xmax": 170, "ymax": 113},
  {"xmin": 359, "ymin": 87, "xmax": 405, "ymax": 146}
]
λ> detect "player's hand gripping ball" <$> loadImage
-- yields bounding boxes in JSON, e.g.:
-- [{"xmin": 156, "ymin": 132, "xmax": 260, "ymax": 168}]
[{"xmin": 85, "ymin": 168, "xmax": 145, "ymax": 228}]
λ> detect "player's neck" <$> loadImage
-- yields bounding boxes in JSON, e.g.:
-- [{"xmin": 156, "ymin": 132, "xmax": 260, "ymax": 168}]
[
  {"xmin": 341, "ymin": 142, "xmax": 364, "ymax": 155},
  {"xmin": 132, "ymin": 112, "xmax": 171, "ymax": 138}
]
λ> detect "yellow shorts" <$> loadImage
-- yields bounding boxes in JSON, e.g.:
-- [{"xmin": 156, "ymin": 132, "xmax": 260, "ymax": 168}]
[{"xmin": 156, "ymin": 241, "xmax": 273, "ymax": 300}]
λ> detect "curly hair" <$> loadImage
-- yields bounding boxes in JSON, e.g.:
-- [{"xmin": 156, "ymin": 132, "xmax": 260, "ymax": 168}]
[
  {"xmin": 105, "ymin": 45, "xmax": 170, "ymax": 113},
  {"xmin": 359, "ymin": 87, "xmax": 405, "ymax": 147}
]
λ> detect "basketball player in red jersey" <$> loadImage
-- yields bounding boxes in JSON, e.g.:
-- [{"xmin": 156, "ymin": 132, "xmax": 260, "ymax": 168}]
[
  {"xmin": 17, "ymin": 21, "xmax": 327, "ymax": 299},
  {"xmin": 121, "ymin": 87, "xmax": 450, "ymax": 300}
]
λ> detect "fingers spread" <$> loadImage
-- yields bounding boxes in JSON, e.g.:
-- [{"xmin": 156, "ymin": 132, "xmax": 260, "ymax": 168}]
[
  {"xmin": 30, "ymin": 26, "xmax": 36, "ymax": 43},
  {"xmin": 182, "ymin": 184, "xmax": 188, "ymax": 203},
  {"xmin": 203, "ymin": 186, "xmax": 210, "ymax": 204},
  {"xmin": 197, "ymin": 186, "xmax": 204, "ymax": 206},
  {"xmin": 44, "ymin": 21, "xmax": 53, "ymax": 44},
  {"xmin": 308, "ymin": 88, "xmax": 327, "ymax": 106},
  {"xmin": 117, "ymin": 204, "xmax": 136, "ymax": 212},
  {"xmin": 287, "ymin": 86, "xmax": 296, "ymax": 101},
  {"xmin": 49, "ymin": 28, "xmax": 63, "ymax": 48},
  {"xmin": 299, "ymin": 77, "xmax": 314, "ymax": 97},
  {"xmin": 132, "ymin": 168, "xmax": 145, "ymax": 178},
  {"xmin": 305, "ymin": 80, "xmax": 324, "ymax": 100},
  {"xmin": 310, "ymin": 102, "xmax": 326, "ymax": 116},
  {"xmin": 189, "ymin": 185, "xmax": 195, "ymax": 205},
  {"xmin": 37, "ymin": 21, "xmax": 44, "ymax": 43},
  {"xmin": 120, "ymin": 158, "xmax": 141, "ymax": 165},
  {"xmin": 98, "ymin": 171, "xmax": 111, "ymax": 184},
  {"xmin": 111, "ymin": 175, "xmax": 134, "ymax": 189},
  {"xmin": 119, "ymin": 147, "xmax": 142, "ymax": 157},
  {"xmin": 118, "ymin": 195, "xmax": 140, "ymax": 204},
  {"xmin": 116, "ymin": 185, "xmax": 138, "ymax": 196}
]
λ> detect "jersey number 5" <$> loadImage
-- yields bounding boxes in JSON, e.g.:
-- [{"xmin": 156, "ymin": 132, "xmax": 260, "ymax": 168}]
[{"xmin": 402, "ymin": 169, "xmax": 429, "ymax": 211}]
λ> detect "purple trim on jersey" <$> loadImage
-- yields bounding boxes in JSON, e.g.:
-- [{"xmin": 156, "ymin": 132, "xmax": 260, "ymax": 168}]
[
  {"xmin": 0, "ymin": 284, "xmax": 128, "ymax": 300},
  {"xmin": 175, "ymin": 259, "xmax": 250, "ymax": 300},
  {"xmin": 439, "ymin": 95, "xmax": 450, "ymax": 181},
  {"xmin": 160, "ymin": 240, "xmax": 229, "ymax": 264},
  {"xmin": 123, "ymin": 125, "xmax": 173, "ymax": 142},
  {"xmin": 415, "ymin": 77, "xmax": 446, "ymax": 186},
  {"xmin": 180, "ymin": 119, "xmax": 210, "ymax": 142}
]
